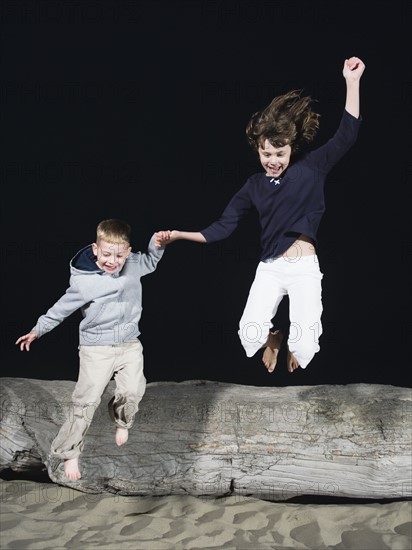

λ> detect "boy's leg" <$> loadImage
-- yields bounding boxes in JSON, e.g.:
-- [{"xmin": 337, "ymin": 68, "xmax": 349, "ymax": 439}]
[
  {"xmin": 238, "ymin": 260, "xmax": 287, "ymax": 371},
  {"xmin": 109, "ymin": 340, "xmax": 146, "ymax": 445},
  {"xmin": 51, "ymin": 345, "xmax": 116, "ymax": 479},
  {"xmin": 286, "ymin": 256, "xmax": 323, "ymax": 371}
]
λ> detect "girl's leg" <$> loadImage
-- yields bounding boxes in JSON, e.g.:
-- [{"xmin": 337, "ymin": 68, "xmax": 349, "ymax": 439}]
[
  {"xmin": 238, "ymin": 261, "xmax": 287, "ymax": 358},
  {"xmin": 286, "ymin": 256, "xmax": 323, "ymax": 370}
]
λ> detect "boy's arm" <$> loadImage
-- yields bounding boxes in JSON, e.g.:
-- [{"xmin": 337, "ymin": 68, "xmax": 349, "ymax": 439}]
[
  {"xmin": 16, "ymin": 280, "xmax": 87, "ymax": 351},
  {"xmin": 137, "ymin": 233, "xmax": 168, "ymax": 276}
]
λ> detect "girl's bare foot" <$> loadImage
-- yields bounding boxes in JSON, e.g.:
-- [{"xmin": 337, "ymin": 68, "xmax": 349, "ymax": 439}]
[
  {"xmin": 262, "ymin": 330, "xmax": 283, "ymax": 373},
  {"xmin": 64, "ymin": 457, "xmax": 81, "ymax": 481},
  {"xmin": 115, "ymin": 427, "xmax": 128, "ymax": 446},
  {"xmin": 287, "ymin": 349, "xmax": 300, "ymax": 372}
]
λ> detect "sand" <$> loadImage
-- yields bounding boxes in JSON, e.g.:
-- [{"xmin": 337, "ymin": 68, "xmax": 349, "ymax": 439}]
[{"xmin": 0, "ymin": 479, "xmax": 411, "ymax": 549}]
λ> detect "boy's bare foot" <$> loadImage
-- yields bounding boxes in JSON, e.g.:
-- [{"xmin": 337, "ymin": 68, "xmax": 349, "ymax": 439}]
[
  {"xmin": 64, "ymin": 458, "xmax": 81, "ymax": 481},
  {"xmin": 287, "ymin": 349, "xmax": 300, "ymax": 372},
  {"xmin": 262, "ymin": 330, "xmax": 283, "ymax": 373},
  {"xmin": 115, "ymin": 427, "xmax": 128, "ymax": 446}
]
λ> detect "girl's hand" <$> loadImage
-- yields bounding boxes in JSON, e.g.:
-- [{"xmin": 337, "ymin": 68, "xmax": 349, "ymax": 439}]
[
  {"xmin": 343, "ymin": 56, "xmax": 365, "ymax": 82},
  {"xmin": 154, "ymin": 230, "xmax": 179, "ymax": 247}
]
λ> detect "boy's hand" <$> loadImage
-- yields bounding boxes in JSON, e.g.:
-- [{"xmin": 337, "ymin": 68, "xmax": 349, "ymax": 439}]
[
  {"xmin": 16, "ymin": 332, "xmax": 37, "ymax": 351},
  {"xmin": 154, "ymin": 230, "xmax": 179, "ymax": 247}
]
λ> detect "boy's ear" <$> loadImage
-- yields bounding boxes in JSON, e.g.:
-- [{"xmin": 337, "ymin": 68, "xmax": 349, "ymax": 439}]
[{"xmin": 92, "ymin": 242, "xmax": 98, "ymax": 255}]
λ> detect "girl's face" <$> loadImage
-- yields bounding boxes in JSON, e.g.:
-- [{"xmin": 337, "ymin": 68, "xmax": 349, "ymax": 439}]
[{"xmin": 258, "ymin": 139, "xmax": 292, "ymax": 178}]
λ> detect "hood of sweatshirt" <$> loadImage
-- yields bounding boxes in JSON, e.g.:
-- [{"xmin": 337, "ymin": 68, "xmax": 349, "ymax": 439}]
[
  {"xmin": 70, "ymin": 244, "xmax": 103, "ymax": 274},
  {"xmin": 70, "ymin": 244, "xmax": 128, "ymax": 279}
]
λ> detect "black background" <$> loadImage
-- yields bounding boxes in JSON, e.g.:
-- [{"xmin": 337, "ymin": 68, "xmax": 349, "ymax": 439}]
[{"xmin": 1, "ymin": 0, "xmax": 410, "ymax": 388}]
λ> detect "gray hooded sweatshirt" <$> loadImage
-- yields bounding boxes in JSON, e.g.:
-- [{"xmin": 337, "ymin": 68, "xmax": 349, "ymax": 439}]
[{"xmin": 32, "ymin": 234, "xmax": 165, "ymax": 346}]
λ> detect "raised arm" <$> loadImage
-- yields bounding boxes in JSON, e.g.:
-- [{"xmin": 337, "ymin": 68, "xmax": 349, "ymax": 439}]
[
  {"xmin": 343, "ymin": 56, "xmax": 365, "ymax": 119},
  {"xmin": 135, "ymin": 233, "xmax": 168, "ymax": 274}
]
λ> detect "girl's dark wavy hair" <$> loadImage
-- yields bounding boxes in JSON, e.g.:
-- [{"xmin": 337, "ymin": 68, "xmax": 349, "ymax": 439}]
[{"xmin": 246, "ymin": 90, "xmax": 320, "ymax": 153}]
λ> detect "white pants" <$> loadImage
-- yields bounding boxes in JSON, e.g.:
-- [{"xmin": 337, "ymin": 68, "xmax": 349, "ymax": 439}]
[
  {"xmin": 238, "ymin": 255, "xmax": 323, "ymax": 369},
  {"xmin": 51, "ymin": 340, "xmax": 146, "ymax": 459}
]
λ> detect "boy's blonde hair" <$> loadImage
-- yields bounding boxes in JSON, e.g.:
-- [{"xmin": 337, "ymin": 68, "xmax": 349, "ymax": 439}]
[{"xmin": 96, "ymin": 219, "xmax": 131, "ymax": 244}]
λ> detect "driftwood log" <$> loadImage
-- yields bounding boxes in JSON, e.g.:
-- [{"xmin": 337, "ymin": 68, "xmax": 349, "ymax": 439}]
[{"xmin": 1, "ymin": 377, "xmax": 411, "ymax": 500}]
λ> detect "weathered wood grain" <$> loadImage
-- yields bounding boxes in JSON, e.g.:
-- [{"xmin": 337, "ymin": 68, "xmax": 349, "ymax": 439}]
[{"xmin": 1, "ymin": 378, "xmax": 411, "ymax": 500}]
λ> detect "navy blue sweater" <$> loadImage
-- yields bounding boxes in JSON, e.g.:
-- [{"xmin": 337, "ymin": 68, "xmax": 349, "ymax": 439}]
[{"xmin": 200, "ymin": 110, "xmax": 362, "ymax": 260}]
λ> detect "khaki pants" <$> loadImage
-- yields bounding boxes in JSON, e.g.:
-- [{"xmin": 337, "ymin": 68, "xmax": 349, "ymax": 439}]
[{"xmin": 51, "ymin": 340, "xmax": 145, "ymax": 459}]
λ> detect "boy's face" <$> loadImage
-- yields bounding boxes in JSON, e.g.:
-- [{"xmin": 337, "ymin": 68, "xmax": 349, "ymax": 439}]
[{"xmin": 92, "ymin": 240, "xmax": 131, "ymax": 274}]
